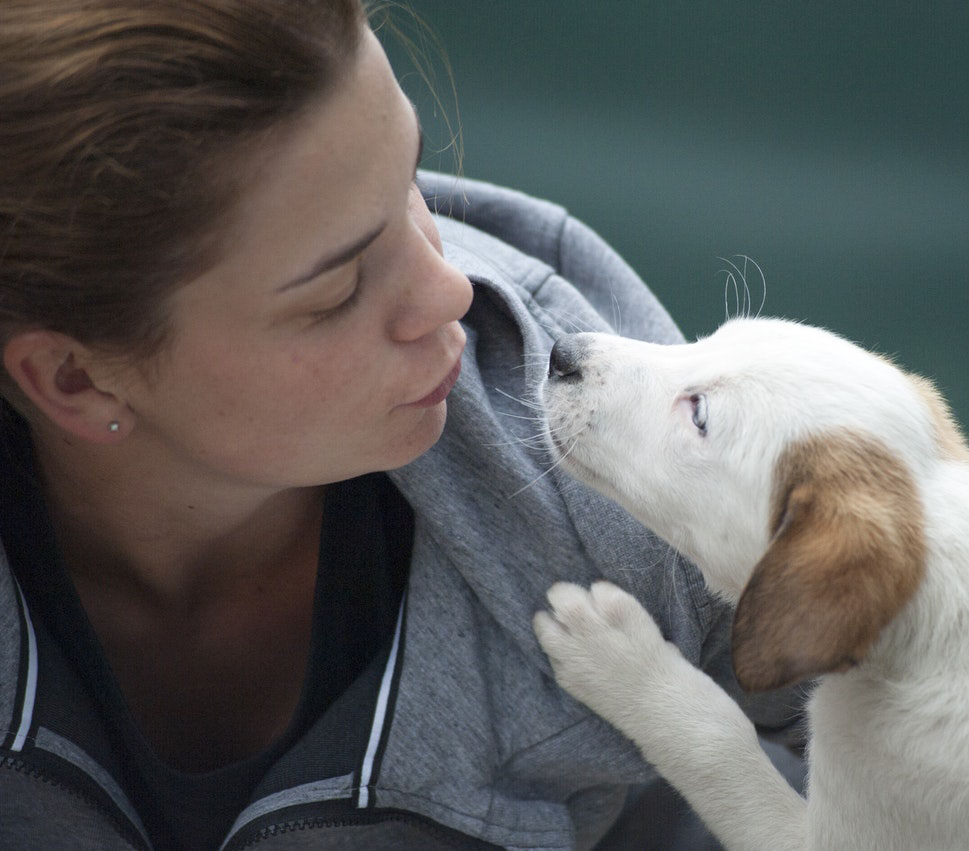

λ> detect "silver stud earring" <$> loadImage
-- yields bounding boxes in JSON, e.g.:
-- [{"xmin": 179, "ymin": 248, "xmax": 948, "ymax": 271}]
[{"xmin": 108, "ymin": 421, "xmax": 120, "ymax": 433}]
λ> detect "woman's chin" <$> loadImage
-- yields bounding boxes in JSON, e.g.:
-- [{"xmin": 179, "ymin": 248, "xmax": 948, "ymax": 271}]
[{"xmin": 386, "ymin": 400, "xmax": 450, "ymax": 470}]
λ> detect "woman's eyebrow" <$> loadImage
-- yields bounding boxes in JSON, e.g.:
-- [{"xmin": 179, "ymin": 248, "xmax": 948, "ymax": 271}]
[
  {"xmin": 276, "ymin": 104, "xmax": 424, "ymax": 295},
  {"xmin": 275, "ymin": 224, "xmax": 386, "ymax": 294}
]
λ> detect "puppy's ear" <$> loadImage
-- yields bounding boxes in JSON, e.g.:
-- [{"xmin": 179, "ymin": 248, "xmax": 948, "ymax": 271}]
[{"xmin": 732, "ymin": 433, "xmax": 926, "ymax": 692}]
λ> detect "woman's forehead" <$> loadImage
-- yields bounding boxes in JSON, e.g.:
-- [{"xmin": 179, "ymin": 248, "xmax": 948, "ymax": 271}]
[{"xmin": 174, "ymin": 28, "xmax": 417, "ymax": 307}]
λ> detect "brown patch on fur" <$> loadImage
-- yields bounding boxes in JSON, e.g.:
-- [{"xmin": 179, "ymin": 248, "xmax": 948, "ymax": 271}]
[
  {"xmin": 732, "ymin": 431, "xmax": 926, "ymax": 691},
  {"xmin": 908, "ymin": 373, "xmax": 969, "ymax": 464}
]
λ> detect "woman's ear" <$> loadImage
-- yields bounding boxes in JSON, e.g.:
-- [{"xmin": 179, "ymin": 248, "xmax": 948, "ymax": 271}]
[
  {"xmin": 730, "ymin": 432, "xmax": 926, "ymax": 692},
  {"xmin": 3, "ymin": 330, "xmax": 131, "ymax": 443}
]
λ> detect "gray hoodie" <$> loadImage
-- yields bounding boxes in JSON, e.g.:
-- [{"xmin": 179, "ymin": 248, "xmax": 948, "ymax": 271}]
[{"xmin": 0, "ymin": 172, "xmax": 802, "ymax": 850}]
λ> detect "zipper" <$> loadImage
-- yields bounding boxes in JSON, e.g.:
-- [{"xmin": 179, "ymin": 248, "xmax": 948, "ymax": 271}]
[
  {"xmin": 1, "ymin": 754, "xmax": 151, "ymax": 851},
  {"xmin": 226, "ymin": 807, "xmax": 500, "ymax": 850}
]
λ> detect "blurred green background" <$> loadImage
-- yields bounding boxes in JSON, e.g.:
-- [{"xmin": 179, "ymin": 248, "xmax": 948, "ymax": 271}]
[{"xmin": 382, "ymin": 1, "xmax": 968, "ymax": 427}]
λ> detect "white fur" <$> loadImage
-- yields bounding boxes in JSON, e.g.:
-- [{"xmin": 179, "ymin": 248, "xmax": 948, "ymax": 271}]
[{"xmin": 533, "ymin": 317, "xmax": 969, "ymax": 850}]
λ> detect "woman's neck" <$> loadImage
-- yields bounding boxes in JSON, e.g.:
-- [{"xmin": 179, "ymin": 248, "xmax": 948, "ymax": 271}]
[
  {"xmin": 31, "ymin": 419, "xmax": 326, "ymax": 609},
  {"xmin": 28, "ymin": 419, "xmax": 327, "ymax": 770}
]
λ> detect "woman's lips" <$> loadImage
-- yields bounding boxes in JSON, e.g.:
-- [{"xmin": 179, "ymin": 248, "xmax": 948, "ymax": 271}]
[{"xmin": 407, "ymin": 355, "xmax": 463, "ymax": 408}]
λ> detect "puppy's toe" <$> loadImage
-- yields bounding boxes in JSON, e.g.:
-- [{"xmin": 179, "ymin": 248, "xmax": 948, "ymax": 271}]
[
  {"xmin": 545, "ymin": 582, "xmax": 603, "ymax": 635},
  {"xmin": 532, "ymin": 609, "xmax": 566, "ymax": 651},
  {"xmin": 589, "ymin": 581, "xmax": 639, "ymax": 620},
  {"xmin": 589, "ymin": 581, "xmax": 663, "ymax": 642}
]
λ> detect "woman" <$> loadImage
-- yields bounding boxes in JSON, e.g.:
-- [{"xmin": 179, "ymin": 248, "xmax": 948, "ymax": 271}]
[{"xmin": 0, "ymin": 2, "xmax": 802, "ymax": 848}]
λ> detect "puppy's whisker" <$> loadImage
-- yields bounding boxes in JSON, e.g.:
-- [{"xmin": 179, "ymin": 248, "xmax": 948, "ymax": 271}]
[
  {"xmin": 651, "ymin": 532, "xmax": 687, "ymax": 617},
  {"xmin": 743, "ymin": 254, "xmax": 767, "ymax": 318},
  {"xmin": 535, "ymin": 322, "xmax": 563, "ymax": 340},
  {"xmin": 719, "ymin": 255, "xmax": 767, "ymax": 320},
  {"xmin": 611, "ymin": 292, "xmax": 624, "ymax": 336},
  {"xmin": 721, "ymin": 264, "xmax": 740, "ymax": 321},
  {"xmin": 667, "ymin": 548, "xmax": 692, "ymax": 617},
  {"xmin": 542, "ymin": 417, "xmax": 585, "ymax": 439},
  {"xmin": 529, "ymin": 314, "xmax": 576, "ymax": 339},
  {"xmin": 493, "ymin": 386, "xmax": 545, "ymax": 411},
  {"xmin": 540, "ymin": 306, "xmax": 604, "ymax": 336},
  {"xmin": 541, "ymin": 310, "xmax": 588, "ymax": 335},
  {"xmin": 495, "ymin": 410, "xmax": 544, "ymax": 422},
  {"xmin": 483, "ymin": 434, "xmax": 547, "ymax": 449},
  {"xmin": 510, "ymin": 354, "xmax": 552, "ymax": 372},
  {"xmin": 508, "ymin": 430, "xmax": 585, "ymax": 499}
]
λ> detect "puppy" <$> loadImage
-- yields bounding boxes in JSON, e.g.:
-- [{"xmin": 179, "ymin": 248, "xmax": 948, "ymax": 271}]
[{"xmin": 533, "ymin": 318, "xmax": 969, "ymax": 850}]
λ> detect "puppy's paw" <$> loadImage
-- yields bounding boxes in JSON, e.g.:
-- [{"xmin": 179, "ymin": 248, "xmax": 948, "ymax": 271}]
[{"xmin": 533, "ymin": 581, "xmax": 668, "ymax": 725}]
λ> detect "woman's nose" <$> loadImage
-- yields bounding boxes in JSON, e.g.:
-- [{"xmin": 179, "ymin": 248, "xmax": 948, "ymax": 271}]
[{"xmin": 389, "ymin": 224, "xmax": 473, "ymax": 343}]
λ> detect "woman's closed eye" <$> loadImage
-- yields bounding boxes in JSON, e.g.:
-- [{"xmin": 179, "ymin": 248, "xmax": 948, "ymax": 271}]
[
  {"xmin": 299, "ymin": 262, "xmax": 364, "ymax": 325},
  {"xmin": 305, "ymin": 283, "xmax": 361, "ymax": 325}
]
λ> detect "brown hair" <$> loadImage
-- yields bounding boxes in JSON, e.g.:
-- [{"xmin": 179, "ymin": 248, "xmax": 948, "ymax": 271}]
[{"xmin": 0, "ymin": 0, "xmax": 365, "ymax": 374}]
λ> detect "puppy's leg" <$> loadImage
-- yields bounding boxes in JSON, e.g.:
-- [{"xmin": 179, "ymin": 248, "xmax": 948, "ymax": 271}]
[{"xmin": 534, "ymin": 581, "xmax": 806, "ymax": 851}]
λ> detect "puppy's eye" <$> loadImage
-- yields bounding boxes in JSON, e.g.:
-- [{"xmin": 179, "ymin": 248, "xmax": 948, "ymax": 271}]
[{"xmin": 690, "ymin": 394, "xmax": 708, "ymax": 435}]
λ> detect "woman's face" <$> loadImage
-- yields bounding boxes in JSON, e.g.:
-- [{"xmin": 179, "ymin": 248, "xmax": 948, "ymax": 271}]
[{"xmin": 115, "ymin": 27, "xmax": 473, "ymax": 491}]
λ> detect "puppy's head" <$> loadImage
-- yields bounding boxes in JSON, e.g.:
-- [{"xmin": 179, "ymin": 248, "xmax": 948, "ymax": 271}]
[{"xmin": 541, "ymin": 317, "xmax": 964, "ymax": 690}]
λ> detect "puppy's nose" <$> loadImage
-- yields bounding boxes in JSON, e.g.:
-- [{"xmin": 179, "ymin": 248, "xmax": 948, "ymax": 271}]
[{"xmin": 548, "ymin": 335, "xmax": 586, "ymax": 379}]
